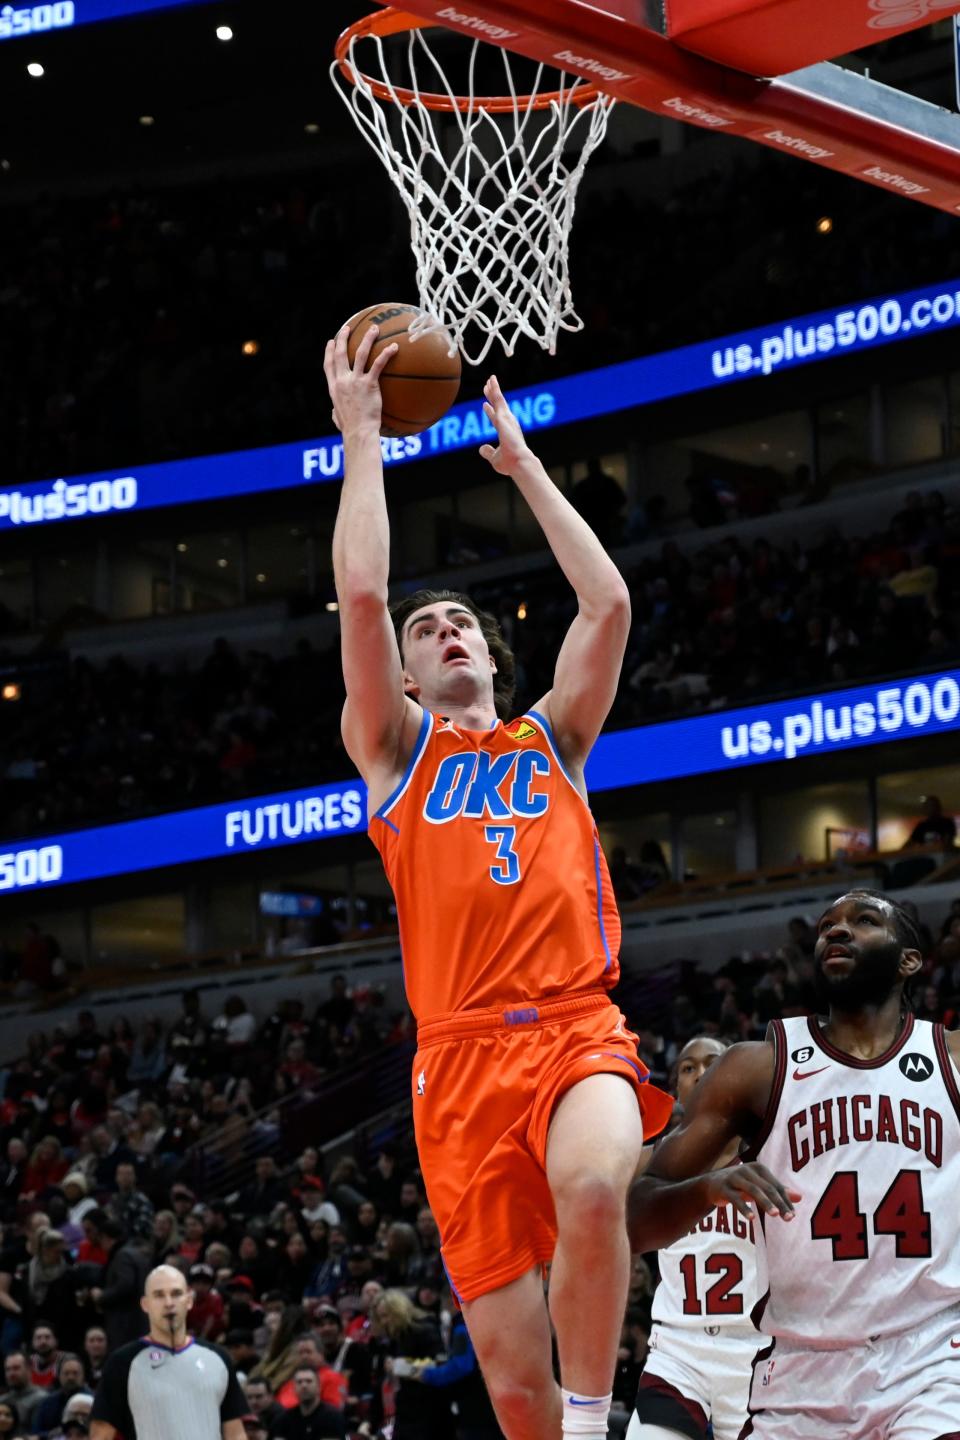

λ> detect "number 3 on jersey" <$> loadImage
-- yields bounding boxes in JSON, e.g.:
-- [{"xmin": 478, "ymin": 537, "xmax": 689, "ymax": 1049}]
[{"xmin": 485, "ymin": 825, "xmax": 521, "ymax": 885}]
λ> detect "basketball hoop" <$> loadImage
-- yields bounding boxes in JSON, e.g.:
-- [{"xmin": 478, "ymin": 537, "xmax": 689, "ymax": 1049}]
[{"xmin": 331, "ymin": 9, "xmax": 616, "ymax": 366}]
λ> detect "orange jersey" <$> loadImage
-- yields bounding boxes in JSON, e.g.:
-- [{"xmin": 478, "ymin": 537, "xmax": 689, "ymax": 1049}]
[{"xmin": 369, "ymin": 706, "xmax": 621, "ymax": 1023}]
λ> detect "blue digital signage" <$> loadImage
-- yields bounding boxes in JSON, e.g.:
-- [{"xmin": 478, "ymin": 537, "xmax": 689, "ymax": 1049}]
[
  {"xmin": 0, "ymin": 0, "xmax": 204, "ymax": 43},
  {"xmin": 4, "ymin": 669, "xmax": 957, "ymax": 894},
  {"xmin": 3, "ymin": 274, "xmax": 960, "ymax": 533}
]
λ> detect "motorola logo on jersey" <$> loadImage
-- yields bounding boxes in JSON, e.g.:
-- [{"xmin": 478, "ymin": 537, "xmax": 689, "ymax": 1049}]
[
  {"xmin": 899, "ymin": 1053, "xmax": 935, "ymax": 1082},
  {"xmin": 423, "ymin": 749, "xmax": 551, "ymax": 823},
  {"xmin": 792, "ymin": 1046, "xmax": 815, "ymax": 1064}
]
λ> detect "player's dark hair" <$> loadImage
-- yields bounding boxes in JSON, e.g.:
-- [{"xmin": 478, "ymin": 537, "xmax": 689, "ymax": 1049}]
[
  {"xmin": 390, "ymin": 588, "xmax": 517, "ymax": 719},
  {"xmin": 828, "ymin": 889, "xmax": 923, "ymax": 953}
]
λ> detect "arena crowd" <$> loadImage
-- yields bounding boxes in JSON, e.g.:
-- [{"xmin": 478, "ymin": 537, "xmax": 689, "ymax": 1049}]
[{"xmin": 0, "ymin": 901, "xmax": 956, "ymax": 1438}]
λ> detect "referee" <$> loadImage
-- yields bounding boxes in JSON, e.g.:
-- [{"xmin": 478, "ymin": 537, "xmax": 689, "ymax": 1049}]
[{"xmin": 90, "ymin": 1264, "xmax": 248, "ymax": 1440}]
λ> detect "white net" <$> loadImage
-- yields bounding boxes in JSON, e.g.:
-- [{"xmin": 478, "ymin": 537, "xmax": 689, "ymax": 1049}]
[{"xmin": 331, "ymin": 16, "xmax": 616, "ymax": 366}]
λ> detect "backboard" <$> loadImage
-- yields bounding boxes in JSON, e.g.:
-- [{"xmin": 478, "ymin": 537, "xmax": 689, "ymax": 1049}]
[{"xmin": 378, "ymin": 0, "xmax": 960, "ymax": 215}]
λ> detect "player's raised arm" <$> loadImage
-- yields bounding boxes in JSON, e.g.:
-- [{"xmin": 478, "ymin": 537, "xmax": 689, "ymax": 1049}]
[
  {"xmin": 325, "ymin": 324, "xmax": 417, "ymax": 783},
  {"xmin": 479, "ymin": 374, "xmax": 630, "ymax": 775},
  {"xmin": 627, "ymin": 1042, "xmax": 801, "ymax": 1252}
]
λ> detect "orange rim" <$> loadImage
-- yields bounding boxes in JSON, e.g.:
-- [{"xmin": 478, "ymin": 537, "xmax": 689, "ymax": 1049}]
[{"xmin": 333, "ymin": 6, "xmax": 602, "ymax": 114}]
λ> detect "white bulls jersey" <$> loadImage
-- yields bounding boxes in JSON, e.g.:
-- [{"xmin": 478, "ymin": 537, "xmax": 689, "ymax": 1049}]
[
  {"xmin": 652, "ymin": 1186, "xmax": 762, "ymax": 1330},
  {"xmin": 751, "ymin": 1014, "xmax": 960, "ymax": 1347}
]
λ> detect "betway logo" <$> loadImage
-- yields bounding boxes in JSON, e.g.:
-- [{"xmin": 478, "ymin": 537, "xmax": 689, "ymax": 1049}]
[
  {"xmin": 663, "ymin": 96, "xmax": 732, "ymax": 127},
  {"xmin": 437, "ymin": 6, "xmax": 519, "ymax": 40},
  {"xmin": 862, "ymin": 164, "xmax": 929, "ymax": 196},
  {"xmin": 554, "ymin": 50, "xmax": 630, "ymax": 82},
  {"xmin": 765, "ymin": 129, "xmax": 833, "ymax": 160}
]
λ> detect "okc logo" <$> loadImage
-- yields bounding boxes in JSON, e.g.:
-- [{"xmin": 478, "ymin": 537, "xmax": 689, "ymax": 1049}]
[
  {"xmin": 423, "ymin": 749, "xmax": 550, "ymax": 823},
  {"xmin": 867, "ymin": 0, "xmax": 957, "ymax": 28}
]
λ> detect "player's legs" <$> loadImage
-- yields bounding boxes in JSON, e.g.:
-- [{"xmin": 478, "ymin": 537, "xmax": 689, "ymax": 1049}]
[
  {"xmin": 546, "ymin": 1073, "xmax": 644, "ymax": 1414},
  {"xmin": 463, "ymin": 1265, "xmax": 560, "ymax": 1440}
]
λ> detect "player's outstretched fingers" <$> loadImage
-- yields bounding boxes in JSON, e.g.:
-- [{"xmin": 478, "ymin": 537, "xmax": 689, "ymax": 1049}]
[
  {"xmin": 368, "ymin": 342, "xmax": 399, "ymax": 381},
  {"xmin": 352, "ymin": 323, "xmax": 380, "ymax": 374},
  {"xmin": 322, "ymin": 338, "xmax": 336, "ymax": 388}
]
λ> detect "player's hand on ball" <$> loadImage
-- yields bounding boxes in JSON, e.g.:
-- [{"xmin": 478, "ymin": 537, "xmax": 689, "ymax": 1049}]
[
  {"xmin": 323, "ymin": 323, "xmax": 398, "ymax": 439},
  {"xmin": 705, "ymin": 1162, "xmax": 801, "ymax": 1221},
  {"xmin": 479, "ymin": 375, "xmax": 531, "ymax": 474}
]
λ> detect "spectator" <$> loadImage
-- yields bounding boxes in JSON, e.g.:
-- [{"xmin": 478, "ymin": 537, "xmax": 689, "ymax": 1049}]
[
  {"xmin": 249, "ymin": 1305, "xmax": 312, "ymax": 1395},
  {"xmin": 0, "ymin": 1400, "xmax": 20, "ymax": 1440},
  {"xmin": 275, "ymin": 1233, "xmax": 316, "ymax": 1303},
  {"xmin": 150, "ymin": 1210, "xmax": 181, "ymax": 1263},
  {"xmin": 238, "ymin": 1157, "xmax": 288, "ymax": 1217},
  {"xmin": 64, "ymin": 1015, "xmax": 103, "ymax": 1071},
  {"xmin": 383, "ymin": 1223, "xmax": 424, "ymax": 1289},
  {"xmin": 53, "ymin": 1392, "xmax": 93, "ymax": 1439},
  {"xmin": 29, "ymin": 1324, "xmax": 65, "ymax": 1390},
  {"xmin": 27, "ymin": 1235, "xmax": 72, "ymax": 1324},
  {"xmin": 88, "ymin": 1127, "xmax": 135, "ymax": 1192},
  {"xmin": 905, "ymin": 795, "xmax": 957, "ymax": 849},
  {"xmin": 32, "ymin": 1355, "xmax": 88, "ymax": 1435},
  {"xmin": 314, "ymin": 1304, "xmax": 371, "ymax": 1402},
  {"xmin": 0, "ymin": 1142, "xmax": 27, "ymax": 1221},
  {"xmin": 243, "ymin": 1376, "xmax": 285, "ymax": 1434},
  {"xmin": 22, "ymin": 1140, "xmax": 69, "ymax": 1203},
  {"xmin": 81, "ymin": 1328, "xmax": 107, "ymax": 1388},
  {"xmin": 176, "ymin": 1213, "xmax": 207, "ymax": 1266},
  {"xmin": 127, "ymin": 1029, "xmax": 168, "ymax": 1087},
  {"xmin": 274, "ymin": 1335, "xmax": 345, "ymax": 1413},
  {"xmin": 0, "ymin": 1224, "xmax": 27, "ymax": 1352},
  {"xmin": 62, "ymin": 1174, "xmax": 96, "ymax": 1233},
  {"xmin": 270, "ymin": 1366, "xmax": 347, "ymax": 1440},
  {"xmin": 76, "ymin": 1211, "xmax": 109, "ymax": 1269},
  {"xmin": 369, "ymin": 1290, "xmax": 448, "ymax": 1440},
  {"xmin": 89, "ymin": 1218, "xmax": 150, "ymax": 1349},
  {"xmin": 108, "ymin": 1163, "xmax": 155, "ymax": 1242},
  {"xmin": 223, "ymin": 1330, "xmax": 260, "ymax": 1383},
  {"xmin": 396, "ymin": 1180, "xmax": 424, "ymax": 1228},
  {"xmin": 0, "ymin": 1352, "xmax": 44, "ymax": 1426},
  {"xmin": 364, "ymin": 1148, "xmax": 401, "ymax": 1219},
  {"xmin": 187, "ymin": 1263, "xmax": 225, "ymax": 1340}
]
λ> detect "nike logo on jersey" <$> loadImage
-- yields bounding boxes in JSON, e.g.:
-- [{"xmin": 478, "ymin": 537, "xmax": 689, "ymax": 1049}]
[{"xmin": 793, "ymin": 1066, "xmax": 830, "ymax": 1080}]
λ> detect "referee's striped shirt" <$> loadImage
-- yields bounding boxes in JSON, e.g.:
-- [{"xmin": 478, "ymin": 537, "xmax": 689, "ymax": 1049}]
[{"xmin": 91, "ymin": 1335, "xmax": 247, "ymax": 1440}]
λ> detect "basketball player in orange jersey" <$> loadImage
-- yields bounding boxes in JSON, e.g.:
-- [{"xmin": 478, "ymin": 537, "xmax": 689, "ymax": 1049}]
[
  {"xmin": 324, "ymin": 320, "xmax": 673, "ymax": 1440},
  {"xmin": 628, "ymin": 890, "xmax": 960, "ymax": 1440}
]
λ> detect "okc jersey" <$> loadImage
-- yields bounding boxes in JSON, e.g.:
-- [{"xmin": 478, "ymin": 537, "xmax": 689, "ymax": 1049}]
[
  {"xmin": 369, "ymin": 706, "xmax": 621, "ymax": 1023},
  {"xmin": 751, "ymin": 1014, "xmax": 960, "ymax": 1347},
  {"xmin": 652, "ymin": 1192, "xmax": 762, "ymax": 1330}
]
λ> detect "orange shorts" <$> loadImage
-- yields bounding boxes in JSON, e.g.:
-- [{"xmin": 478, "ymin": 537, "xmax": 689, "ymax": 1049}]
[{"xmin": 411, "ymin": 989, "xmax": 672, "ymax": 1303}]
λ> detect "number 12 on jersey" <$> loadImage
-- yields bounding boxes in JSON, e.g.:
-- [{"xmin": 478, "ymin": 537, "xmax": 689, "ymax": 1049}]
[{"xmin": 485, "ymin": 825, "xmax": 521, "ymax": 885}]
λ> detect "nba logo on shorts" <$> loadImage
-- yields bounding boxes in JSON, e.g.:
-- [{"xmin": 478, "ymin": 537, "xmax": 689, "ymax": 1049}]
[
  {"xmin": 761, "ymin": 1358, "xmax": 776, "ymax": 1387},
  {"xmin": 417, "ymin": 1069, "xmax": 426, "ymax": 1096}
]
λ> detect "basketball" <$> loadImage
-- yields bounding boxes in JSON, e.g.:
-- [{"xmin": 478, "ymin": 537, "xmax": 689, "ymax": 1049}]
[{"xmin": 345, "ymin": 302, "xmax": 461, "ymax": 438}]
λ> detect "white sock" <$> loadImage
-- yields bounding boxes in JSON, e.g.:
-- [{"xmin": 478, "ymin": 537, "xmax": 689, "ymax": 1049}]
[{"xmin": 562, "ymin": 1388, "xmax": 612, "ymax": 1440}]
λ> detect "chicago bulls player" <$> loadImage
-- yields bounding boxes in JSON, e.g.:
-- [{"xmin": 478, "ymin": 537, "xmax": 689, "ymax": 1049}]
[
  {"xmin": 628, "ymin": 1037, "xmax": 763, "ymax": 1440},
  {"xmin": 325, "ymin": 325, "xmax": 671, "ymax": 1440},
  {"xmin": 628, "ymin": 890, "xmax": 960, "ymax": 1440}
]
